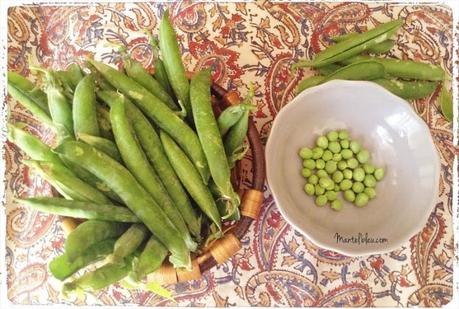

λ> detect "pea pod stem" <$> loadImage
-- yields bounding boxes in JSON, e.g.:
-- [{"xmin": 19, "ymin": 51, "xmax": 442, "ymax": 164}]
[
  {"xmin": 97, "ymin": 90, "xmax": 201, "ymax": 239},
  {"xmin": 56, "ymin": 141, "xmax": 191, "ymax": 269},
  {"xmin": 87, "ymin": 59, "xmax": 210, "ymax": 182},
  {"xmin": 341, "ymin": 55, "xmax": 446, "ymax": 81},
  {"xmin": 110, "ymin": 96, "xmax": 196, "ymax": 251},
  {"xmin": 160, "ymin": 131, "xmax": 222, "ymax": 231},
  {"xmin": 16, "ymin": 197, "xmax": 138, "ymax": 222},
  {"xmin": 190, "ymin": 70, "xmax": 240, "ymax": 216}
]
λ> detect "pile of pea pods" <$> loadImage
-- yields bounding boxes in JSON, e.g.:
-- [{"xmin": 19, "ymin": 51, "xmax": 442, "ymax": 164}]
[
  {"xmin": 293, "ymin": 19, "xmax": 453, "ymax": 122},
  {"xmin": 7, "ymin": 11, "xmax": 254, "ymax": 295}
]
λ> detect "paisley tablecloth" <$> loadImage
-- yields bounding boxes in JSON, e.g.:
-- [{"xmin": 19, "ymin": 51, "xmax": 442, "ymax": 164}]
[{"xmin": 4, "ymin": 1, "xmax": 455, "ymax": 307}]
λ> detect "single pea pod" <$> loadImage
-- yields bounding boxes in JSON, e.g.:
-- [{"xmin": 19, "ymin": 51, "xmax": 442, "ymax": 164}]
[
  {"xmin": 108, "ymin": 223, "xmax": 148, "ymax": 264},
  {"xmin": 129, "ymin": 235, "xmax": 168, "ymax": 282},
  {"xmin": 191, "ymin": 70, "xmax": 240, "ymax": 216},
  {"xmin": 56, "ymin": 141, "xmax": 191, "ymax": 269},
  {"xmin": 43, "ymin": 70, "xmax": 74, "ymax": 141},
  {"xmin": 87, "ymin": 59, "xmax": 209, "ymax": 182},
  {"xmin": 159, "ymin": 11, "xmax": 192, "ymax": 120},
  {"xmin": 316, "ymin": 64, "xmax": 342, "ymax": 76},
  {"xmin": 373, "ymin": 79, "xmax": 437, "ymax": 100},
  {"xmin": 148, "ymin": 35, "xmax": 175, "ymax": 97},
  {"xmin": 73, "ymin": 74, "xmax": 100, "ymax": 137},
  {"xmin": 333, "ymin": 33, "xmax": 396, "ymax": 54},
  {"xmin": 96, "ymin": 103, "xmax": 115, "ymax": 141},
  {"xmin": 341, "ymin": 55, "xmax": 446, "ymax": 81},
  {"xmin": 110, "ymin": 96, "xmax": 196, "ymax": 251},
  {"xmin": 8, "ymin": 71, "xmax": 50, "ymax": 114},
  {"xmin": 7, "ymin": 81, "xmax": 53, "ymax": 126},
  {"xmin": 225, "ymin": 109, "xmax": 250, "ymax": 169},
  {"xmin": 77, "ymin": 133, "xmax": 122, "ymax": 162},
  {"xmin": 97, "ymin": 90, "xmax": 201, "ymax": 239},
  {"xmin": 160, "ymin": 131, "xmax": 222, "ymax": 231},
  {"xmin": 15, "ymin": 197, "xmax": 138, "ymax": 222},
  {"xmin": 439, "ymin": 83, "xmax": 453, "ymax": 121},
  {"xmin": 322, "ymin": 60, "xmax": 385, "ymax": 82},
  {"xmin": 57, "ymin": 63, "xmax": 84, "ymax": 90},
  {"xmin": 62, "ymin": 253, "xmax": 135, "ymax": 295},
  {"xmin": 49, "ymin": 238, "xmax": 116, "ymax": 281},
  {"xmin": 294, "ymin": 19, "xmax": 402, "ymax": 68},
  {"xmin": 296, "ymin": 75, "xmax": 326, "ymax": 93},
  {"xmin": 7, "ymin": 123, "xmax": 60, "ymax": 163},
  {"xmin": 123, "ymin": 57, "xmax": 178, "ymax": 110},
  {"xmin": 23, "ymin": 160, "xmax": 111, "ymax": 204},
  {"xmin": 65, "ymin": 220, "xmax": 127, "ymax": 262}
]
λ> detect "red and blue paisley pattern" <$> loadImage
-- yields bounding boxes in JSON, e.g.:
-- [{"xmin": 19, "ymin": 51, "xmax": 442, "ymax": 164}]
[{"xmin": 4, "ymin": 2, "xmax": 453, "ymax": 306}]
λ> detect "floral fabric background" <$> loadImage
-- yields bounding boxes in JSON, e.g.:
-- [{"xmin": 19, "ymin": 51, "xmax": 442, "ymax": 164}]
[{"xmin": 4, "ymin": 1, "xmax": 454, "ymax": 307}]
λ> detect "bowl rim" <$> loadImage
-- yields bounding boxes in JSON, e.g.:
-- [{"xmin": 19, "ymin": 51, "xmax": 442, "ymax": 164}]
[{"xmin": 265, "ymin": 79, "xmax": 441, "ymax": 257}]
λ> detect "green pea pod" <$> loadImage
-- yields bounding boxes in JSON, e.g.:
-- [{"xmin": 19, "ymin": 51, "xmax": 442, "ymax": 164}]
[
  {"xmin": 296, "ymin": 76, "xmax": 325, "ymax": 94},
  {"xmin": 294, "ymin": 19, "xmax": 402, "ymax": 68},
  {"xmin": 56, "ymin": 141, "xmax": 191, "ymax": 269},
  {"xmin": 190, "ymin": 70, "xmax": 240, "ymax": 216},
  {"xmin": 341, "ymin": 55, "xmax": 446, "ymax": 81},
  {"xmin": 123, "ymin": 57, "xmax": 178, "ymax": 110},
  {"xmin": 225, "ymin": 109, "xmax": 250, "ymax": 167},
  {"xmin": 110, "ymin": 96, "xmax": 196, "ymax": 252},
  {"xmin": 49, "ymin": 238, "xmax": 116, "ymax": 281},
  {"xmin": 97, "ymin": 90, "xmax": 201, "ymax": 239},
  {"xmin": 129, "ymin": 235, "xmax": 168, "ymax": 282},
  {"xmin": 7, "ymin": 123, "xmax": 59, "ymax": 162},
  {"xmin": 317, "ymin": 64, "xmax": 341, "ymax": 76},
  {"xmin": 8, "ymin": 71, "xmax": 50, "ymax": 114},
  {"xmin": 62, "ymin": 253, "xmax": 135, "ymax": 296},
  {"xmin": 65, "ymin": 220, "xmax": 127, "ymax": 262},
  {"xmin": 23, "ymin": 160, "xmax": 111, "ymax": 204},
  {"xmin": 160, "ymin": 131, "xmax": 222, "ymax": 231},
  {"xmin": 148, "ymin": 35, "xmax": 175, "ymax": 97},
  {"xmin": 7, "ymin": 83, "xmax": 53, "ymax": 126},
  {"xmin": 108, "ymin": 223, "xmax": 148, "ymax": 264},
  {"xmin": 77, "ymin": 133, "xmax": 122, "ymax": 162},
  {"xmin": 373, "ymin": 79, "xmax": 437, "ymax": 100},
  {"xmin": 159, "ymin": 11, "xmax": 192, "ymax": 120},
  {"xmin": 322, "ymin": 60, "xmax": 385, "ymax": 82},
  {"xmin": 57, "ymin": 63, "xmax": 84, "ymax": 90},
  {"xmin": 332, "ymin": 33, "xmax": 396, "ymax": 54},
  {"xmin": 73, "ymin": 74, "xmax": 100, "ymax": 137},
  {"xmin": 87, "ymin": 59, "xmax": 209, "ymax": 182},
  {"xmin": 16, "ymin": 197, "xmax": 138, "ymax": 222},
  {"xmin": 439, "ymin": 83, "xmax": 453, "ymax": 121}
]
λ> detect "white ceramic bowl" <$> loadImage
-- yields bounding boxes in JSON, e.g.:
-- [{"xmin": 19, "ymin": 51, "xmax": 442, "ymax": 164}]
[{"xmin": 266, "ymin": 80, "xmax": 440, "ymax": 256}]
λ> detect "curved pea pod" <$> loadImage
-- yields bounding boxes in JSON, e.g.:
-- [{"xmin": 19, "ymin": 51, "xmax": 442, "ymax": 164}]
[
  {"xmin": 110, "ymin": 97, "xmax": 196, "ymax": 251},
  {"xmin": 7, "ymin": 123, "xmax": 60, "ymax": 162},
  {"xmin": 7, "ymin": 82, "xmax": 53, "ymax": 126},
  {"xmin": 98, "ymin": 90, "xmax": 201, "ymax": 239},
  {"xmin": 123, "ymin": 57, "xmax": 177, "ymax": 110},
  {"xmin": 159, "ymin": 11, "xmax": 191, "ymax": 120},
  {"xmin": 160, "ymin": 131, "xmax": 222, "ymax": 231},
  {"xmin": 341, "ymin": 55, "xmax": 446, "ymax": 81},
  {"xmin": 73, "ymin": 74, "xmax": 100, "ymax": 137},
  {"xmin": 65, "ymin": 220, "xmax": 127, "ymax": 262},
  {"xmin": 190, "ymin": 70, "xmax": 240, "ymax": 215},
  {"xmin": 23, "ymin": 160, "xmax": 111, "ymax": 203},
  {"xmin": 373, "ymin": 79, "xmax": 437, "ymax": 100},
  {"xmin": 108, "ymin": 223, "xmax": 148, "ymax": 264},
  {"xmin": 296, "ymin": 75, "xmax": 325, "ymax": 93},
  {"xmin": 15, "ymin": 197, "xmax": 138, "ymax": 222},
  {"xmin": 294, "ymin": 19, "xmax": 402, "ymax": 68},
  {"xmin": 49, "ymin": 238, "xmax": 117, "ymax": 281},
  {"xmin": 62, "ymin": 253, "xmax": 136, "ymax": 296},
  {"xmin": 439, "ymin": 83, "xmax": 453, "ymax": 121},
  {"xmin": 129, "ymin": 235, "xmax": 168, "ymax": 282},
  {"xmin": 8, "ymin": 72, "xmax": 50, "ymax": 114},
  {"xmin": 87, "ymin": 59, "xmax": 210, "ymax": 182},
  {"xmin": 77, "ymin": 133, "xmax": 122, "ymax": 162},
  {"xmin": 55, "ymin": 141, "xmax": 191, "ymax": 269},
  {"xmin": 225, "ymin": 109, "xmax": 250, "ymax": 169}
]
